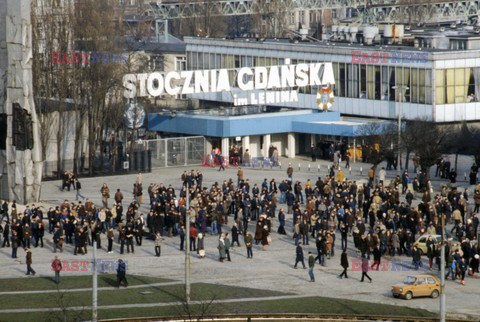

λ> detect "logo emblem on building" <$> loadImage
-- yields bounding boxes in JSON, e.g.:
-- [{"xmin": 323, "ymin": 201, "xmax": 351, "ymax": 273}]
[
  {"xmin": 124, "ymin": 102, "xmax": 145, "ymax": 129},
  {"xmin": 317, "ymin": 86, "xmax": 334, "ymax": 111}
]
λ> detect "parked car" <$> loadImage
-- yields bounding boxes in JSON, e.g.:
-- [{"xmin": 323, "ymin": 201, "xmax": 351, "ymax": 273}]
[
  {"xmin": 413, "ymin": 234, "xmax": 441, "ymax": 255},
  {"xmin": 392, "ymin": 275, "xmax": 440, "ymax": 300}
]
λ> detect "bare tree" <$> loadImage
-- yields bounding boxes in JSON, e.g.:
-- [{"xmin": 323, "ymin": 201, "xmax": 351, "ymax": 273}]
[
  {"xmin": 32, "ymin": 0, "xmax": 75, "ymax": 178},
  {"xmin": 402, "ymin": 118, "xmax": 452, "ymax": 180},
  {"xmin": 356, "ymin": 122, "xmax": 397, "ymax": 177},
  {"xmin": 73, "ymin": 0, "xmax": 126, "ymax": 175}
]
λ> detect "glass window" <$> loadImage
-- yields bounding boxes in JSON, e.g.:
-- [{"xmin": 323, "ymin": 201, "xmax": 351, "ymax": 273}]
[
  {"xmin": 348, "ymin": 64, "xmax": 359, "ymax": 98},
  {"xmin": 190, "ymin": 52, "xmax": 198, "ymax": 70},
  {"xmin": 427, "ymin": 278, "xmax": 436, "ymax": 284},
  {"xmin": 404, "ymin": 68, "xmax": 411, "ymax": 102},
  {"xmin": 367, "ymin": 65, "xmax": 375, "ymax": 99},
  {"xmin": 187, "ymin": 51, "xmax": 192, "ymax": 70},
  {"xmin": 446, "ymin": 69, "xmax": 455, "ymax": 104},
  {"xmin": 435, "ymin": 69, "xmax": 445, "ymax": 104},
  {"xmin": 360, "ymin": 65, "xmax": 367, "ymax": 98},
  {"xmin": 175, "ymin": 56, "xmax": 186, "ymax": 71},
  {"xmin": 416, "ymin": 278, "xmax": 426, "ymax": 285},
  {"xmin": 197, "ymin": 52, "xmax": 204, "ymax": 69},
  {"xmin": 333, "ymin": 62, "xmax": 339, "ymax": 96},
  {"xmin": 381, "ymin": 66, "xmax": 389, "ymax": 100},
  {"xmin": 411, "ymin": 68, "xmax": 418, "ymax": 103},
  {"xmin": 234, "ymin": 55, "xmax": 240, "ymax": 69},
  {"xmin": 225, "ymin": 55, "xmax": 235, "ymax": 85},
  {"xmin": 455, "ymin": 68, "xmax": 469, "ymax": 103},
  {"xmin": 467, "ymin": 68, "xmax": 476, "ymax": 102},
  {"xmin": 339, "ymin": 63, "xmax": 346, "ymax": 97},
  {"xmin": 425, "ymin": 69, "xmax": 432, "ymax": 104},
  {"xmin": 389, "ymin": 67, "xmax": 396, "ymax": 101},
  {"xmin": 374, "ymin": 66, "xmax": 381, "ymax": 100},
  {"xmin": 203, "ymin": 52, "xmax": 209, "ymax": 69},
  {"xmin": 418, "ymin": 69, "xmax": 425, "ymax": 104}
]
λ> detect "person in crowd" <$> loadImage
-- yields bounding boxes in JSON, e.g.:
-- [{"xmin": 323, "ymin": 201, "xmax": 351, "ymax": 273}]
[
  {"xmin": 25, "ymin": 248, "xmax": 35, "ymax": 276},
  {"xmin": 360, "ymin": 255, "xmax": 372, "ymax": 283},
  {"xmin": 339, "ymin": 249, "xmax": 349, "ymax": 278},
  {"xmin": 218, "ymin": 233, "xmax": 226, "ymax": 262},
  {"xmin": 308, "ymin": 252, "xmax": 315, "ymax": 282},
  {"xmin": 51, "ymin": 256, "xmax": 62, "ymax": 284},
  {"xmin": 224, "ymin": 232, "xmax": 232, "ymax": 261},
  {"xmin": 116, "ymin": 259, "xmax": 128, "ymax": 287},
  {"xmin": 294, "ymin": 242, "xmax": 306, "ymax": 269},
  {"xmin": 154, "ymin": 232, "xmax": 163, "ymax": 257},
  {"xmin": 245, "ymin": 231, "xmax": 253, "ymax": 258}
]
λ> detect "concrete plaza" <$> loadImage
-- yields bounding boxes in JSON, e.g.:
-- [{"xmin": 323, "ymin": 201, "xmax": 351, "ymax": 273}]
[{"xmin": 1, "ymin": 154, "xmax": 479, "ymax": 320}]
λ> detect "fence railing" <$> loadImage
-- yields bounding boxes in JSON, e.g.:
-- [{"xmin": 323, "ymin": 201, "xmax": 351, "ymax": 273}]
[
  {"xmin": 42, "ymin": 136, "xmax": 206, "ymax": 180},
  {"xmin": 144, "ymin": 136, "xmax": 206, "ymax": 168}
]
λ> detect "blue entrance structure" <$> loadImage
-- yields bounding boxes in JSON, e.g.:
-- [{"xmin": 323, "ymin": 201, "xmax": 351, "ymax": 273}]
[{"xmin": 148, "ymin": 108, "xmax": 381, "ymax": 159}]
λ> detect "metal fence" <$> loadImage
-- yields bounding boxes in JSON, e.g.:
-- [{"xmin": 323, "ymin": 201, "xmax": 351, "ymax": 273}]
[
  {"xmin": 145, "ymin": 136, "xmax": 206, "ymax": 168},
  {"xmin": 42, "ymin": 136, "xmax": 206, "ymax": 180}
]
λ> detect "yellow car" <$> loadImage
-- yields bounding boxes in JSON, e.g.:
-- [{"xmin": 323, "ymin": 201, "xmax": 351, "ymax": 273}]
[
  {"xmin": 413, "ymin": 234, "xmax": 441, "ymax": 255},
  {"xmin": 391, "ymin": 275, "xmax": 440, "ymax": 300}
]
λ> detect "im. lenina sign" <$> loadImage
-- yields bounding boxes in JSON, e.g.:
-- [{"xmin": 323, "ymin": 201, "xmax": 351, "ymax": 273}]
[{"xmin": 122, "ymin": 63, "xmax": 335, "ymax": 99}]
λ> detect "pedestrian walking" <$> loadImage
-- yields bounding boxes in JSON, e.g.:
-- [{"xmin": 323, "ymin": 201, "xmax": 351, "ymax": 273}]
[
  {"xmin": 412, "ymin": 246, "xmax": 422, "ymax": 270},
  {"xmin": 287, "ymin": 163, "xmax": 293, "ymax": 182},
  {"xmin": 100, "ymin": 183, "xmax": 110, "ymax": 209},
  {"xmin": 116, "ymin": 259, "xmax": 128, "ymax": 287},
  {"xmin": 360, "ymin": 255, "xmax": 372, "ymax": 283},
  {"xmin": 154, "ymin": 232, "xmax": 163, "ymax": 257},
  {"xmin": 224, "ymin": 232, "xmax": 232, "ymax": 261},
  {"xmin": 339, "ymin": 249, "xmax": 349, "ymax": 278},
  {"xmin": 245, "ymin": 231, "xmax": 253, "ymax": 258},
  {"xmin": 218, "ymin": 233, "xmax": 226, "ymax": 262},
  {"xmin": 51, "ymin": 256, "xmax": 62, "ymax": 284},
  {"xmin": 11, "ymin": 230, "xmax": 18, "ymax": 258},
  {"xmin": 294, "ymin": 242, "xmax": 306, "ymax": 269},
  {"xmin": 179, "ymin": 226, "xmax": 185, "ymax": 251},
  {"xmin": 25, "ymin": 248, "xmax": 36, "ymax": 276},
  {"xmin": 308, "ymin": 252, "xmax": 315, "ymax": 282},
  {"xmin": 459, "ymin": 257, "xmax": 468, "ymax": 285},
  {"xmin": 231, "ymin": 223, "xmax": 241, "ymax": 247},
  {"xmin": 75, "ymin": 178, "xmax": 85, "ymax": 201},
  {"xmin": 107, "ymin": 227, "xmax": 114, "ymax": 253}
]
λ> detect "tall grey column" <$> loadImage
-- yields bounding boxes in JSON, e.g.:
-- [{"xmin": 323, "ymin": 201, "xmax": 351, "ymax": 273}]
[{"xmin": 0, "ymin": 0, "xmax": 43, "ymax": 204}]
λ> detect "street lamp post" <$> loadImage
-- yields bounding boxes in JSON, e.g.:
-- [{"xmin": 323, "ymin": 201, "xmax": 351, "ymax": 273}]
[
  {"xmin": 440, "ymin": 211, "xmax": 446, "ymax": 322},
  {"xmin": 185, "ymin": 187, "xmax": 191, "ymax": 303},
  {"xmin": 432, "ymin": 202, "xmax": 446, "ymax": 322},
  {"xmin": 392, "ymin": 85, "xmax": 408, "ymax": 175}
]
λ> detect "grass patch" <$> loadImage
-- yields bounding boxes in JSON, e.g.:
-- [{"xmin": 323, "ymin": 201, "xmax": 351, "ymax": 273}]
[
  {"xmin": 0, "ymin": 296, "xmax": 435, "ymax": 322},
  {"xmin": 0, "ymin": 283, "xmax": 287, "ymax": 310},
  {"xmin": 0, "ymin": 274, "xmax": 171, "ymax": 292}
]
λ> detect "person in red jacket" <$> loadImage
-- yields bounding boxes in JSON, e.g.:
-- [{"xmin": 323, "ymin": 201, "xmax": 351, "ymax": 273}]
[
  {"xmin": 51, "ymin": 256, "xmax": 62, "ymax": 284},
  {"xmin": 190, "ymin": 226, "xmax": 198, "ymax": 251}
]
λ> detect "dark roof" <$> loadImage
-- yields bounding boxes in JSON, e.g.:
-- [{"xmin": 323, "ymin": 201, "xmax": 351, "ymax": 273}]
[{"xmin": 126, "ymin": 35, "xmax": 186, "ymax": 53}]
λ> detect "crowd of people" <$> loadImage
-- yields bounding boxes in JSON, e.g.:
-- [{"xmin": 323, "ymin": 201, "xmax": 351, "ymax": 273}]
[{"xmin": 1, "ymin": 157, "xmax": 479, "ymax": 288}]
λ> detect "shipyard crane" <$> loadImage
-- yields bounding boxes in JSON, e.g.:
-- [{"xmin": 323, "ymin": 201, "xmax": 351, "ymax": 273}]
[{"xmin": 146, "ymin": 0, "xmax": 480, "ymax": 40}]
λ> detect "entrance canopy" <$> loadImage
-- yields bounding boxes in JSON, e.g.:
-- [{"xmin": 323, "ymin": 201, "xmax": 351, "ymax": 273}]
[{"xmin": 148, "ymin": 109, "xmax": 381, "ymax": 138}]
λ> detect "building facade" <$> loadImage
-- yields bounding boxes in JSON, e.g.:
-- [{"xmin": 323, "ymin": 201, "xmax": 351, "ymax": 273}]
[{"xmin": 184, "ymin": 28, "xmax": 480, "ymax": 123}]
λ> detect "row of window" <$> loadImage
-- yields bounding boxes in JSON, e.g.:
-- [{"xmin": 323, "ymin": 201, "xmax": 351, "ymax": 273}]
[{"xmin": 187, "ymin": 51, "xmax": 480, "ymax": 105}]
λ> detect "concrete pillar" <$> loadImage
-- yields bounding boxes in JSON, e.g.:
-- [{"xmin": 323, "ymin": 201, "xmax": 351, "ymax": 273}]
[
  {"xmin": 287, "ymin": 133, "xmax": 296, "ymax": 159},
  {"xmin": 311, "ymin": 134, "xmax": 316, "ymax": 148},
  {"xmin": 263, "ymin": 134, "xmax": 271, "ymax": 158},
  {"xmin": 242, "ymin": 136, "xmax": 250, "ymax": 154},
  {"xmin": 221, "ymin": 137, "xmax": 229, "ymax": 159}
]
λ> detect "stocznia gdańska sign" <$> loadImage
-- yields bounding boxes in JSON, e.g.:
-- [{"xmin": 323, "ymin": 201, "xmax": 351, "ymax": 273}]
[{"xmin": 122, "ymin": 63, "xmax": 335, "ymax": 99}]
